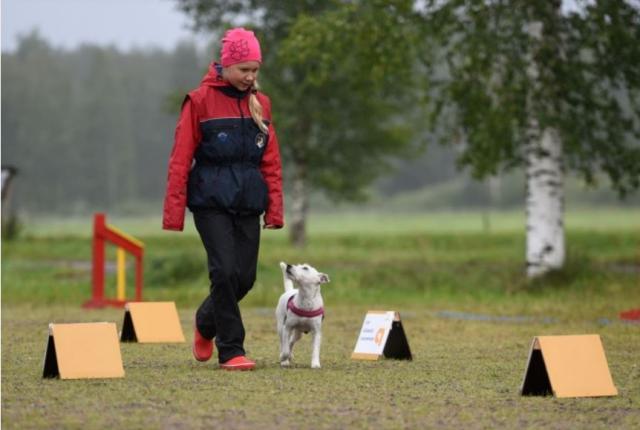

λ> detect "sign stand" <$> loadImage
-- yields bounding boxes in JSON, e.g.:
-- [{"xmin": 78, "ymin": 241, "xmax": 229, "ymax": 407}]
[
  {"xmin": 351, "ymin": 311, "xmax": 412, "ymax": 361},
  {"xmin": 120, "ymin": 302, "xmax": 185, "ymax": 343},
  {"xmin": 42, "ymin": 322, "xmax": 125, "ymax": 379},
  {"xmin": 521, "ymin": 334, "xmax": 618, "ymax": 398}
]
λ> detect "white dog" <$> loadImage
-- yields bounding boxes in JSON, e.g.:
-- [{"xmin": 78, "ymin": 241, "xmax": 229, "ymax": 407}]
[{"xmin": 276, "ymin": 262, "xmax": 330, "ymax": 368}]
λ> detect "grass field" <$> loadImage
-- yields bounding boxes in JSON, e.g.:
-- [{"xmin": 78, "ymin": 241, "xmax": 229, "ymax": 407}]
[
  {"xmin": 2, "ymin": 210, "xmax": 639, "ymax": 429},
  {"xmin": 19, "ymin": 208, "xmax": 640, "ymax": 237}
]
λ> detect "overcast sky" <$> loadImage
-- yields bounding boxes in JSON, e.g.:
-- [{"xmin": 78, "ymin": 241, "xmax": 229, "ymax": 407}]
[
  {"xmin": 4, "ymin": 0, "xmax": 637, "ymax": 54},
  {"xmin": 1, "ymin": 0, "xmax": 211, "ymax": 52}
]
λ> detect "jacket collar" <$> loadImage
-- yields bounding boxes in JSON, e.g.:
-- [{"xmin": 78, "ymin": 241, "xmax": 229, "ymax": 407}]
[
  {"xmin": 217, "ymin": 85, "xmax": 250, "ymax": 99},
  {"xmin": 201, "ymin": 62, "xmax": 250, "ymax": 99}
]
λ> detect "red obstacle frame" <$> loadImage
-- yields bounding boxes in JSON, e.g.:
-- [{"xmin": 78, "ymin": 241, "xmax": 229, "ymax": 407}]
[{"xmin": 83, "ymin": 213, "xmax": 144, "ymax": 308}]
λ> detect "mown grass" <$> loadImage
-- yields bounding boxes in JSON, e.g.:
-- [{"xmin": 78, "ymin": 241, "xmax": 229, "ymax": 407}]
[
  {"xmin": 2, "ymin": 306, "xmax": 639, "ymax": 429},
  {"xmin": 2, "ymin": 211, "xmax": 639, "ymax": 429}
]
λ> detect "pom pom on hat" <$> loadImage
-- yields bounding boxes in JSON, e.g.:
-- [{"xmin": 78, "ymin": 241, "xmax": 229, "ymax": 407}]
[{"xmin": 220, "ymin": 27, "xmax": 262, "ymax": 67}]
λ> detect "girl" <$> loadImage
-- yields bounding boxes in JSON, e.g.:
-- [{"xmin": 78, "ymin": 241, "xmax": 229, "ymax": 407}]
[{"xmin": 162, "ymin": 27, "xmax": 284, "ymax": 371}]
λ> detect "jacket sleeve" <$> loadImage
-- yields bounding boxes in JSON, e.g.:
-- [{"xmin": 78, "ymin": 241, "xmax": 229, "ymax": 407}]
[
  {"xmin": 162, "ymin": 96, "xmax": 201, "ymax": 231},
  {"xmin": 260, "ymin": 118, "xmax": 284, "ymax": 228}
]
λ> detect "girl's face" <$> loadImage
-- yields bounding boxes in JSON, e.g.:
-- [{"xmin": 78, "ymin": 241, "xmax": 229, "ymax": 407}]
[{"xmin": 223, "ymin": 61, "xmax": 260, "ymax": 91}]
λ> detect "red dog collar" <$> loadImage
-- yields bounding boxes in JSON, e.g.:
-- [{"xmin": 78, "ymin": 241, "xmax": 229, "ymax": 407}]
[{"xmin": 287, "ymin": 295, "xmax": 324, "ymax": 318}]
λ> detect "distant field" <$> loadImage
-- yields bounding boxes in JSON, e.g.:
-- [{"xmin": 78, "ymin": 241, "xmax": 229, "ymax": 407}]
[
  {"xmin": 3, "ymin": 209, "xmax": 639, "ymax": 311},
  {"xmin": 3, "ymin": 216, "xmax": 639, "ymax": 311},
  {"xmin": 18, "ymin": 208, "xmax": 640, "ymax": 237}
]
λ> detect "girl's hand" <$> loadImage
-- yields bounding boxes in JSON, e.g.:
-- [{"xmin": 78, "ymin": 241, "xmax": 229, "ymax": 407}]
[{"xmin": 263, "ymin": 224, "xmax": 280, "ymax": 229}]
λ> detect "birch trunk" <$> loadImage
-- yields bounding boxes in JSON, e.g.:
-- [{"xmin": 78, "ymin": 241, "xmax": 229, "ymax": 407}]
[
  {"xmin": 289, "ymin": 161, "xmax": 308, "ymax": 248},
  {"xmin": 525, "ymin": 126, "xmax": 565, "ymax": 277},
  {"xmin": 524, "ymin": 15, "xmax": 565, "ymax": 278}
]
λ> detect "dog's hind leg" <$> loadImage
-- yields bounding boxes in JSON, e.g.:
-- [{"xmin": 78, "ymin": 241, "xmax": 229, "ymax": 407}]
[{"xmin": 310, "ymin": 328, "xmax": 322, "ymax": 369}]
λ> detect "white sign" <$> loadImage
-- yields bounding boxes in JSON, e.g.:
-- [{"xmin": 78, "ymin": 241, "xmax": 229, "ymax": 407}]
[
  {"xmin": 351, "ymin": 311, "xmax": 395, "ymax": 359},
  {"xmin": 352, "ymin": 310, "xmax": 413, "ymax": 361}
]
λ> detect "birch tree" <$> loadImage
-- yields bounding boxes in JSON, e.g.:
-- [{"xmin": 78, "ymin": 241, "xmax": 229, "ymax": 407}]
[{"xmin": 425, "ymin": 0, "xmax": 640, "ymax": 277}]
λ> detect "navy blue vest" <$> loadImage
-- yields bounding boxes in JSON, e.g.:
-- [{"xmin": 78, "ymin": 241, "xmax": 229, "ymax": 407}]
[{"xmin": 187, "ymin": 87, "xmax": 270, "ymax": 215}]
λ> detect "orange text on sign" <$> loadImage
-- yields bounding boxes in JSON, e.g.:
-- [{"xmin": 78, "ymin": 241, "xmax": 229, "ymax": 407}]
[{"xmin": 374, "ymin": 328, "xmax": 385, "ymax": 346}]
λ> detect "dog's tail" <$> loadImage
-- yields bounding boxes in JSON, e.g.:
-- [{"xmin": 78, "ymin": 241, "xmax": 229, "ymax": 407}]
[{"xmin": 279, "ymin": 261, "xmax": 294, "ymax": 292}]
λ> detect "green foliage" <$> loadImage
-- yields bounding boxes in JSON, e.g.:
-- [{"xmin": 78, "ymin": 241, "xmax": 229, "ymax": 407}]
[
  {"xmin": 424, "ymin": 0, "xmax": 640, "ymax": 195},
  {"xmin": 275, "ymin": 1, "xmax": 423, "ymax": 201},
  {"xmin": 280, "ymin": 1, "xmax": 420, "ymax": 90}
]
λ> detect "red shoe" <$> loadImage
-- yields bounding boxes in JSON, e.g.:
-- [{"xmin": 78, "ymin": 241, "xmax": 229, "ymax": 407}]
[
  {"xmin": 193, "ymin": 319, "xmax": 214, "ymax": 362},
  {"xmin": 220, "ymin": 355, "xmax": 256, "ymax": 371}
]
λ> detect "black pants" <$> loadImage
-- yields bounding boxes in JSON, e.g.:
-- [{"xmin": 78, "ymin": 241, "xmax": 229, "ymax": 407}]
[{"xmin": 193, "ymin": 209, "xmax": 260, "ymax": 363}]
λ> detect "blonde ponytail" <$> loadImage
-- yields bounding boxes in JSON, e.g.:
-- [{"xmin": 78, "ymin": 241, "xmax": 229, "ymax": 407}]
[{"xmin": 249, "ymin": 81, "xmax": 269, "ymax": 133}]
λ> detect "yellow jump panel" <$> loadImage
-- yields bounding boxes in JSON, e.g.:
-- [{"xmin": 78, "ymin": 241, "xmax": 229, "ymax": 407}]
[
  {"xmin": 121, "ymin": 302, "xmax": 185, "ymax": 343},
  {"xmin": 521, "ymin": 334, "xmax": 618, "ymax": 398},
  {"xmin": 44, "ymin": 322, "xmax": 124, "ymax": 379}
]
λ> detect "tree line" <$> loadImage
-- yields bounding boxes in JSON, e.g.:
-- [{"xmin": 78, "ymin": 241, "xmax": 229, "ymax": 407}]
[
  {"xmin": 0, "ymin": 29, "xmax": 517, "ymax": 219},
  {"xmin": 2, "ymin": 32, "xmax": 204, "ymax": 215},
  {"xmin": 1, "ymin": 30, "xmax": 460, "ymax": 219}
]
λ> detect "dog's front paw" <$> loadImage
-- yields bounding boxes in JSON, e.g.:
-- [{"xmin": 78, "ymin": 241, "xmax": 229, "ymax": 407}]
[
  {"xmin": 311, "ymin": 361, "xmax": 321, "ymax": 369},
  {"xmin": 280, "ymin": 359, "xmax": 291, "ymax": 367}
]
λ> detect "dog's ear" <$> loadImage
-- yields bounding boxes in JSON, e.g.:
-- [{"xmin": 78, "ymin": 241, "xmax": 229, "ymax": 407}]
[{"xmin": 319, "ymin": 273, "xmax": 330, "ymax": 284}]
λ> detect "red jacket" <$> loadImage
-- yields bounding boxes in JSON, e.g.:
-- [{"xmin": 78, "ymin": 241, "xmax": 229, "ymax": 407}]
[{"xmin": 162, "ymin": 63, "xmax": 284, "ymax": 231}]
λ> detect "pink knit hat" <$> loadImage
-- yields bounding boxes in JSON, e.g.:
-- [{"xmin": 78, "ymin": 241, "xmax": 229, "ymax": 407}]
[{"xmin": 220, "ymin": 27, "xmax": 262, "ymax": 67}]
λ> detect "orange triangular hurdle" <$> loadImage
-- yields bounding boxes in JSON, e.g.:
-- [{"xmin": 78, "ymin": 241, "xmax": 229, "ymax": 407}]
[
  {"xmin": 521, "ymin": 334, "xmax": 618, "ymax": 398},
  {"xmin": 120, "ymin": 302, "xmax": 185, "ymax": 343},
  {"xmin": 43, "ymin": 322, "xmax": 125, "ymax": 379}
]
